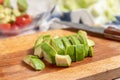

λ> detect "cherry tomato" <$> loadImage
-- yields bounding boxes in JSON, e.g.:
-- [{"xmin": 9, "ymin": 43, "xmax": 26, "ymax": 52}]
[
  {"xmin": 15, "ymin": 14, "xmax": 32, "ymax": 28},
  {"xmin": 0, "ymin": 23, "xmax": 11, "ymax": 30},
  {"xmin": 11, "ymin": 23, "xmax": 20, "ymax": 30},
  {"xmin": 0, "ymin": 0, "xmax": 4, "ymax": 4}
]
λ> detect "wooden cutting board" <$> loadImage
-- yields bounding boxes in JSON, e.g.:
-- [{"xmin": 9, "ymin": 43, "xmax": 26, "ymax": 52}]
[{"xmin": 0, "ymin": 29, "xmax": 120, "ymax": 80}]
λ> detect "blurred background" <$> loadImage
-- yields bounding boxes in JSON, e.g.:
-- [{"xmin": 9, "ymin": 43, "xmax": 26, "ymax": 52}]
[{"xmin": 0, "ymin": 0, "xmax": 120, "ymax": 38}]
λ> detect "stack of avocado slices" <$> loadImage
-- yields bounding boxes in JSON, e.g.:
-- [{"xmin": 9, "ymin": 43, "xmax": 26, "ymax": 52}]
[{"xmin": 23, "ymin": 30, "xmax": 95, "ymax": 70}]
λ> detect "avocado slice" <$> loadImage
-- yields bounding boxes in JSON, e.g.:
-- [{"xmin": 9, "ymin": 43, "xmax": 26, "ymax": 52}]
[
  {"xmin": 78, "ymin": 30, "xmax": 89, "ymax": 57},
  {"xmin": 55, "ymin": 54, "xmax": 71, "ymax": 67},
  {"xmin": 23, "ymin": 55, "xmax": 45, "ymax": 71},
  {"xmin": 75, "ymin": 44, "xmax": 85, "ymax": 61},
  {"xmin": 3, "ymin": 0, "xmax": 11, "ymax": 8},
  {"xmin": 52, "ymin": 38, "xmax": 65, "ymax": 55},
  {"xmin": 87, "ymin": 39, "xmax": 95, "ymax": 47},
  {"xmin": 41, "ymin": 42, "xmax": 57, "ymax": 64},
  {"xmin": 88, "ymin": 47, "xmax": 94, "ymax": 57},
  {"xmin": 65, "ymin": 45, "xmax": 75, "ymax": 62},
  {"xmin": 17, "ymin": 0, "xmax": 28, "ymax": 12}
]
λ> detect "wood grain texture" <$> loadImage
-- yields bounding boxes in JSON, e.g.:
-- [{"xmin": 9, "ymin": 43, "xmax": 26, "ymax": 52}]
[{"xmin": 0, "ymin": 29, "xmax": 120, "ymax": 80}]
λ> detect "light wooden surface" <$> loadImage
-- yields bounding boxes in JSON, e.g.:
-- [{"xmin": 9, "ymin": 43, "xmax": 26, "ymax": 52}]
[{"xmin": 0, "ymin": 29, "xmax": 120, "ymax": 80}]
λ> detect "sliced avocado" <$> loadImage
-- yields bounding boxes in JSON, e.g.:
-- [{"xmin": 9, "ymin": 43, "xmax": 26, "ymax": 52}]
[
  {"xmin": 87, "ymin": 39, "xmax": 95, "ymax": 47},
  {"xmin": 23, "ymin": 55, "xmax": 45, "ymax": 71},
  {"xmin": 78, "ymin": 30, "xmax": 89, "ymax": 57},
  {"xmin": 55, "ymin": 54, "xmax": 71, "ymax": 67},
  {"xmin": 75, "ymin": 44, "xmax": 85, "ymax": 61},
  {"xmin": 41, "ymin": 42, "xmax": 57, "ymax": 64},
  {"xmin": 69, "ymin": 35, "xmax": 81, "ymax": 45},
  {"xmin": 52, "ymin": 38, "xmax": 65, "ymax": 55},
  {"xmin": 3, "ymin": 0, "xmax": 11, "ymax": 8},
  {"xmin": 62, "ymin": 36, "xmax": 71, "ymax": 48},
  {"xmin": 65, "ymin": 45, "xmax": 75, "ymax": 62},
  {"xmin": 88, "ymin": 47, "xmax": 94, "ymax": 57},
  {"xmin": 17, "ymin": 0, "xmax": 28, "ymax": 12}
]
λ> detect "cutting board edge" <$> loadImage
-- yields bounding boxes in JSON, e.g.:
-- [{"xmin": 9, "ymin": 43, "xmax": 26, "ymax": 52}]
[{"xmin": 27, "ymin": 55, "xmax": 120, "ymax": 80}]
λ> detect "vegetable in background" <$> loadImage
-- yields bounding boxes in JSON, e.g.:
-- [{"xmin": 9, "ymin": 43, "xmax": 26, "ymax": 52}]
[
  {"xmin": 17, "ymin": 0, "xmax": 28, "ymax": 12},
  {"xmin": 0, "ymin": 0, "xmax": 32, "ymax": 31},
  {"xmin": 57, "ymin": 0, "xmax": 120, "ymax": 24}
]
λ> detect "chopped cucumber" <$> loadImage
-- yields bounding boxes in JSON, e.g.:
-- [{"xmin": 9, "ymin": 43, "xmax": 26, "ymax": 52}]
[
  {"xmin": 34, "ymin": 35, "xmax": 44, "ymax": 48},
  {"xmin": 4, "ymin": 0, "xmax": 11, "ymax": 8},
  {"xmin": 69, "ymin": 35, "xmax": 81, "ymax": 45},
  {"xmin": 0, "ymin": 5, "xmax": 4, "ymax": 13},
  {"xmin": 52, "ymin": 38, "xmax": 65, "ymax": 55},
  {"xmin": 55, "ymin": 54, "xmax": 71, "ymax": 67},
  {"xmin": 75, "ymin": 44, "xmax": 85, "ymax": 61},
  {"xmin": 34, "ymin": 45, "xmax": 43, "ymax": 58},
  {"xmin": 0, "ymin": 15, "xmax": 11, "ymax": 24},
  {"xmin": 43, "ymin": 35, "xmax": 51, "ymax": 43},
  {"xmin": 78, "ymin": 30, "xmax": 89, "ymax": 57},
  {"xmin": 62, "ymin": 36, "xmax": 71, "ymax": 48},
  {"xmin": 65, "ymin": 45, "xmax": 75, "ymax": 62},
  {"xmin": 87, "ymin": 39, "xmax": 95, "ymax": 47},
  {"xmin": 17, "ymin": 0, "xmax": 28, "ymax": 12},
  {"xmin": 4, "ymin": 8, "xmax": 12, "ymax": 15},
  {"xmin": 41, "ymin": 42, "xmax": 57, "ymax": 64},
  {"xmin": 88, "ymin": 47, "xmax": 94, "ymax": 57},
  {"xmin": 34, "ymin": 35, "xmax": 51, "ymax": 58},
  {"xmin": 23, "ymin": 55, "xmax": 45, "ymax": 70},
  {"xmin": 0, "ymin": 13, "xmax": 5, "ymax": 19},
  {"xmin": 12, "ymin": 9, "xmax": 21, "ymax": 17}
]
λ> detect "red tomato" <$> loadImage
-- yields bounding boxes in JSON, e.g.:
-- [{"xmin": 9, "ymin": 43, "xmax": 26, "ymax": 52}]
[
  {"xmin": 15, "ymin": 14, "xmax": 32, "ymax": 28},
  {"xmin": 0, "ymin": 0, "xmax": 4, "ymax": 4},
  {"xmin": 0, "ymin": 23, "xmax": 11, "ymax": 30},
  {"xmin": 11, "ymin": 23, "xmax": 20, "ymax": 30}
]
